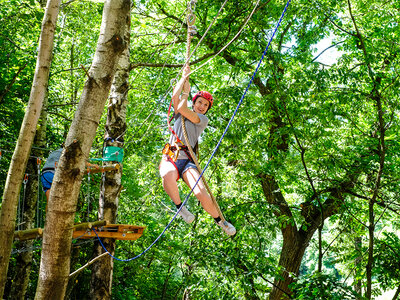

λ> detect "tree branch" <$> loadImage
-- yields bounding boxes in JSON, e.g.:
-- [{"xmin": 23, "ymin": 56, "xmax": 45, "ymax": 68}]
[
  {"xmin": 69, "ymin": 252, "xmax": 108, "ymax": 278},
  {"xmin": 0, "ymin": 61, "xmax": 29, "ymax": 104},
  {"xmin": 347, "ymin": 0, "xmax": 375, "ymax": 81},
  {"xmin": 324, "ymin": 12, "xmax": 357, "ymax": 37},
  {"xmin": 312, "ymin": 40, "xmax": 344, "ymax": 62}
]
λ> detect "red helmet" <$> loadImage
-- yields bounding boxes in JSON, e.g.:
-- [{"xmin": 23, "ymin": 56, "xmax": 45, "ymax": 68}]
[{"xmin": 192, "ymin": 91, "xmax": 214, "ymax": 109}]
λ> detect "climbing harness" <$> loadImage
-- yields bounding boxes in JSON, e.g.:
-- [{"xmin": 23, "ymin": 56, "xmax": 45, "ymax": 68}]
[
  {"xmin": 95, "ymin": 0, "xmax": 292, "ymax": 262},
  {"xmin": 162, "ymin": 142, "xmax": 182, "ymax": 162},
  {"xmin": 162, "ymin": 142, "xmax": 195, "ymax": 181}
]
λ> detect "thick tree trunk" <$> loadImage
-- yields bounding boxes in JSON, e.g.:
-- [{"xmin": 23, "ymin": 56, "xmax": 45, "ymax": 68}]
[
  {"xmin": 269, "ymin": 233, "xmax": 312, "ymax": 299},
  {"xmin": 34, "ymin": 1, "xmax": 130, "ymax": 299},
  {"xmin": 90, "ymin": 8, "xmax": 130, "ymax": 299},
  {"xmin": 354, "ymin": 236, "xmax": 362, "ymax": 297},
  {"xmin": 258, "ymin": 174, "xmax": 341, "ymax": 299},
  {"xmin": 8, "ymin": 94, "xmax": 48, "ymax": 300},
  {"xmin": 0, "ymin": 1, "xmax": 60, "ymax": 298}
]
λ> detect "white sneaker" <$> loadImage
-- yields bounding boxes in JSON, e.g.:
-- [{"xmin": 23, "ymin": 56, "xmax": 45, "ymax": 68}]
[
  {"xmin": 178, "ymin": 206, "xmax": 195, "ymax": 224},
  {"xmin": 217, "ymin": 220, "xmax": 236, "ymax": 236}
]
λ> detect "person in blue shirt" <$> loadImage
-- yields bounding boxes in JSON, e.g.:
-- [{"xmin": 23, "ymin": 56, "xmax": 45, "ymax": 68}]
[{"xmin": 41, "ymin": 146, "xmax": 99, "ymax": 201}]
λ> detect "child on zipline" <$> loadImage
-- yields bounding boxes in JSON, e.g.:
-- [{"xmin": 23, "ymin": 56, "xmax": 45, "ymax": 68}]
[{"xmin": 159, "ymin": 65, "xmax": 236, "ymax": 236}]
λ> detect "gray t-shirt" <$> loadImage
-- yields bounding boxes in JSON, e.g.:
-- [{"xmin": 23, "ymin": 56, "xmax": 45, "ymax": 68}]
[
  {"xmin": 169, "ymin": 113, "xmax": 208, "ymax": 160},
  {"xmin": 42, "ymin": 148, "xmax": 63, "ymax": 172}
]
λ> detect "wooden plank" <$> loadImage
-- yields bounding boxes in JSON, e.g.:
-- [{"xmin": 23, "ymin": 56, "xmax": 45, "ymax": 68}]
[{"xmin": 72, "ymin": 224, "xmax": 145, "ymax": 241}]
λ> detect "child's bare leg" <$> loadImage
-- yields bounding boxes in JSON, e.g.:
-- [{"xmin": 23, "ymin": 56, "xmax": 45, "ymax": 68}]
[
  {"xmin": 182, "ymin": 168, "xmax": 219, "ymax": 218},
  {"xmin": 159, "ymin": 160, "xmax": 181, "ymax": 205}
]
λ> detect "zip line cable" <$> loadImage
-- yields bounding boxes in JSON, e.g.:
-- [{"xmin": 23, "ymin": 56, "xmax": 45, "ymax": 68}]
[
  {"xmin": 190, "ymin": 0, "xmax": 260, "ymax": 75},
  {"xmin": 93, "ymin": 0, "xmax": 292, "ymax": 262},
  {"xmin": 129, "ymin": 8, "xmax": 188, "ymax": 86}
]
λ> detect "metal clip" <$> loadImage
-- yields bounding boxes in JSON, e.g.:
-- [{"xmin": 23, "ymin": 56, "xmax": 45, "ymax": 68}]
[
  {"xmin": 170, "ymin": 78, "xmax": 177, "ymax": 88},
  {"xmin": 189, "ymin": 0, "xmax": 197, "ymax": 12},
  {"xmin": 187, "ymin": 13, "xmax": 196, "ymax": 25},
  {"xmin": 23, "ymin": 174, "xmax": 28, "ymax": 185},
  {"xmin": 172, "ymin": 141, "xmax": 180, "ymax": 161},
  {"xmin": 189, "ymin": 25, "xmax": 197, "ymax": 36},
  {"xmin": 162, "ymin": 143, "xmax": 180, "ymax": 162}
]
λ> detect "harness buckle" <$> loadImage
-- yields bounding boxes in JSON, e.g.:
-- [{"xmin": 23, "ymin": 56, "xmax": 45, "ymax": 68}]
[{"xmin": 162, "ymin": 142, "xmax": 180, "ymax": 162}]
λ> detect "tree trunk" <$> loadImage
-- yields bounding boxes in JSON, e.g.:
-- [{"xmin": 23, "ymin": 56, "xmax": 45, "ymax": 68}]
[
  {"xmin": 269, "ymin": 235, "xmax": 311, "ymax": 299},
  {"xmin": 90, "ymin": 5, "xmax": 130, "ymax": 299},
  {"xmin": 258, "ymin": 174, "xmax": 342, "ymax": 299},
  {"xmin": 34, "ymin": 1, "xmax": 130, "ymax": 299},
  {"xmin": 392, "ymin": 285, "xmax": 400, "ymax": 300},
  {"xmin": 0, "ymin": 1, "xmax": 60, "ymax": 297},
  {"xmin": 8, "ymin": 93, "xmax": 48, "ymax": 300},
  {"xmin": 354, "ymin": 236, "xmax": 362, "ymax": 298}
]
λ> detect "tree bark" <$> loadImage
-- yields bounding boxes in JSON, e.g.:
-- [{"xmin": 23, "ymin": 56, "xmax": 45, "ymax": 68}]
[
  {"xmin": 0, "ymin": 1, "xmax": 60, "ymax": 298},
  {"xmin": 354, "ymin": 236, "xmax": 362, "ymax": 297},
  {"xmin": 7, "ymin": 86, "xmax": 48, "ymax": 300},
  {"xmin": 90, "ymin": 7, "xmax": 130, "ymax": 298},
  {"xmin": 34, "ymin": 1, "xmax": 130, "ymax": 299}
]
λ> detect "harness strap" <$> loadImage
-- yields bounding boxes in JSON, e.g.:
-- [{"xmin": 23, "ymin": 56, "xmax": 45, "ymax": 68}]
[
  {"xmin": 163, "ymin": 143, "xmax": 194, "ymax": 163},
  {"xmin": 162, "ymin": 155, "xmax": 180, "ymax": 181}
]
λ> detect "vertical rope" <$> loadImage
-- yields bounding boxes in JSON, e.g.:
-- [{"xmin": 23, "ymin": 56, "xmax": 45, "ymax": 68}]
[
  {"xmin": 87, "ymin": 172, "xmax": 91, "ymax": 222},
  {"xmin": 180, "ymin": 0, "xmax": 226, "ymax": 221},
  {"xmin": 18, "ymin": 174, "xmax": 28, "ymax": 230},
  {"xmin": 17, "ymin": 190, "xmax": 21, "ymax": 231},
  {"xmin": 36, "ymin": 158, "xmax": 41, "ymax": 228}
]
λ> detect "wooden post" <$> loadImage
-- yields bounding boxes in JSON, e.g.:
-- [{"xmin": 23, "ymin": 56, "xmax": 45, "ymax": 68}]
[
  {"xmin": 72, "ymin": 220, "xmax": 108, "ymax": 231},
  {"xmin": 14, "ymin": 228, "xmax": 43, "ymax": 241},
  {"xmin": 86, "ymin": 163, "xmax": 120, "ymax": 174}
]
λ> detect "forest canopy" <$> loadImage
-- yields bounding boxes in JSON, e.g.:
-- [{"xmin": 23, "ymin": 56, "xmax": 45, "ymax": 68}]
[{"xmin": 0, "ymin": 0, "xmax": 399, "ymax": 299}]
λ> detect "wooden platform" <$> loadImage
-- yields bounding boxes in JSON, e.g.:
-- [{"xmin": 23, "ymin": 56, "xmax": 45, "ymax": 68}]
[{"xmin": 72, "ymin": 224, "xmax": 145, "ymax": 241}]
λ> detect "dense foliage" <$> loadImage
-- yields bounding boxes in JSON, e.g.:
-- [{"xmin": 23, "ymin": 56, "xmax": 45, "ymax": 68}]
[{"xmin": 1, "ymin": 0, "xmax": 399, "ymax": 299}]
